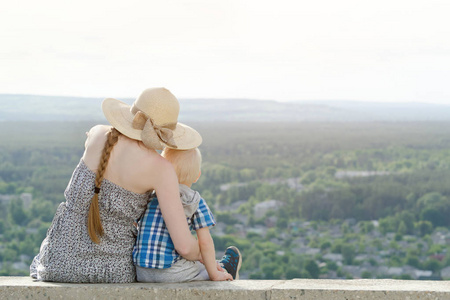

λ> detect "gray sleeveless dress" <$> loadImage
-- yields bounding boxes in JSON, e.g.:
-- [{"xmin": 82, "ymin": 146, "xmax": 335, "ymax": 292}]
[{"xmin": 30, "ymin": 159, "xmax": 150, "ymax": 283}]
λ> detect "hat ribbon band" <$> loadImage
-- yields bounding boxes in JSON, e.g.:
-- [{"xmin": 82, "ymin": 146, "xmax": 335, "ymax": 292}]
[{"xmin": 131, "ymin": 106, "xmax": 177, "ymax": 149}]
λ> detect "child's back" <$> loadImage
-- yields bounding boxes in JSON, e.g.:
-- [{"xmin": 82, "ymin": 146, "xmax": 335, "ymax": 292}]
[
  {"xmin": 133, "ymin": 184, "xmax": 215, "ymax": 270},
  {"xmin": 133, "ymin": 148, "xmax": 241, "ymax": 282}
]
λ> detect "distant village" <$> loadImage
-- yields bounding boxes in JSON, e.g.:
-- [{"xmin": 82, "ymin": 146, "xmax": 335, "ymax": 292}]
[
  {"xmin": 214, "ymin": 180, "xmax": 450, "ymax": 280},
  {"xmin": 1, "ymin": 187, "xmax": 450, "ymax": 280}
]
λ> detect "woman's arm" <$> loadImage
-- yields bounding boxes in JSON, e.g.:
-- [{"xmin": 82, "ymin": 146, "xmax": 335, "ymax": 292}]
[
  {"xmin": 152, "ymin": 158, "xmax": 201, "ymax": 261},
  {"xmin": 197, "ymin": 227, "xmax": 233, "ymax": 281}
]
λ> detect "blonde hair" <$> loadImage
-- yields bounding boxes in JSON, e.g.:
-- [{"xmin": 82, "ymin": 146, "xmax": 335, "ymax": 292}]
[
  {"xmin": 88, "ymin": 128, "xmax": 121, "ymax": 244},
  {"xmin": 162, "ymin": 148, "xmax": 202, "ymax": 185}
]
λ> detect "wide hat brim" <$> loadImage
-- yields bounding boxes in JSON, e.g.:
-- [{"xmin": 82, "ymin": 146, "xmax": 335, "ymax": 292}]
[{"xmin": 102, "ymin": 97, "xmax": 202, "ymax": 150}]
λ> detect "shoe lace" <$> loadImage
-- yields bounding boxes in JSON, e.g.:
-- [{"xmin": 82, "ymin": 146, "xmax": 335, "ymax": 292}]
[
  {"xmin": 221, "ymin": 254, "xmax": 231, "ymax": 264},
  {"xmin": 222, "ymin": 251, "xmax": 237, "ymax": 268}
]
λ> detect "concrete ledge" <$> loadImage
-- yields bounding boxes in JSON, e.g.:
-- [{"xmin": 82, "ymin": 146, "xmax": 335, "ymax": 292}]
[{"xmin": 1, "ymin": 277, "xmax": 450, "ymax": 300}]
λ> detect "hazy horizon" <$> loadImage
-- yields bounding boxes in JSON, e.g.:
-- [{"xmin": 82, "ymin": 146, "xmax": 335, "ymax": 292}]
[
  {"xmin": 1, "ymin": 94, "xmax": 450, "ymax": 123},
  {"xmin": 1, "ymin": 92, "xmax": 449, "ymax": 106}
]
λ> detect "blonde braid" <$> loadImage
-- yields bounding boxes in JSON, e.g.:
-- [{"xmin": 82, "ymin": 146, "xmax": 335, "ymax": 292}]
[{"xmin": 88, "ymin": 128, "xmax": 121, "ymax": 244}]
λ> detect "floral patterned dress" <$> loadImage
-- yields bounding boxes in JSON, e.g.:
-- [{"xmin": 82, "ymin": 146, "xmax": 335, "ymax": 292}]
[{"xmin": 30, "ymin": 159, "xmax": 150, "ymax": 283}]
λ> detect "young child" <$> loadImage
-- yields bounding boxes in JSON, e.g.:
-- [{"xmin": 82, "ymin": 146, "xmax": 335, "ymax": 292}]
[{"xmin": 133, "ymin": 147, "xmax": 242, "ymax": 282}]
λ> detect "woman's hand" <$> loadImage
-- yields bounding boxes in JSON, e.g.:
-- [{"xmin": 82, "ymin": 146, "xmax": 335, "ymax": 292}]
[
  {"xmin": 198, "ymin": 259, "xmax": 225, "ymax": 273},
  {"xmin": 216, "ymin": 261, "xmax": 225, "ymax": 272},
  {"xmin": 209, "ymin": 270, "xmax": 233, "ymax": 281}
]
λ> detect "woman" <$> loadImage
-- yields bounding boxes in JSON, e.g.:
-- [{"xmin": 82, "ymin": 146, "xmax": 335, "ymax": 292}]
[{"xmin": 30, "ymin": 87, "xmax": 203, "ymax": 283}]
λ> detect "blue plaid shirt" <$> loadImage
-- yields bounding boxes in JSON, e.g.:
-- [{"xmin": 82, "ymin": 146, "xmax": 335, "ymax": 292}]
[{"xmin": 133, "ymin": 195, "xmax": 215, "ymax": 269}]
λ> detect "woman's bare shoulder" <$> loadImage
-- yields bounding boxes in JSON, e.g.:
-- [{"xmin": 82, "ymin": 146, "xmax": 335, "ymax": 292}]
[
  {"xmin": 87, "ymin": 125, "xmax": 112, "ymax": 137},
  {"xmin": 151, "ymin": 151, "xmax": 173, "ymax": 169},
  {"xmin": 82, "ymin": 125, "xmax": 112, "ymax": 168},
  {"xmin": 85, "ymin": 125, "xmax": 111, "ymax": 146},
  {"xmin": 146, "ymin": 152, "xmax": 177, "ymax": 185}
]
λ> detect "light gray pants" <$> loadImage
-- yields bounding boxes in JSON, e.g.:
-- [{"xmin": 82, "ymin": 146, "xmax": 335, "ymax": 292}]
[{"xmin": 136, "ymin": 259, "xmax": 210, "ymax": 283}]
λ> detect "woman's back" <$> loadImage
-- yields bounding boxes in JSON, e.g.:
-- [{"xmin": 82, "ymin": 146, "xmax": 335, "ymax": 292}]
[
  {"xmin": 30, "ymin": 125, "xmax": 162, "ymax": 283},
  {"xmin": 83, "ymin": 125, "xmax": 166, "ymax": 195}
]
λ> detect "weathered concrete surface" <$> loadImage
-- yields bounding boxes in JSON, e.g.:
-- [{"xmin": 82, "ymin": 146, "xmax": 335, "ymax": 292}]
[
  {"xmin": 1, "ymin": 277, "xmax": 449, "ymax": 300},
  {"xmin": 272, "ymin": 279, "xmax": 450, "ymax": 299}
]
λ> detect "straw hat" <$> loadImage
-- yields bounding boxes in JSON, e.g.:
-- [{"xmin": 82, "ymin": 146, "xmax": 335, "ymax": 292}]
[{"xmin": 102, "ymin": 87, "xmax": 202, "ymax": 150}]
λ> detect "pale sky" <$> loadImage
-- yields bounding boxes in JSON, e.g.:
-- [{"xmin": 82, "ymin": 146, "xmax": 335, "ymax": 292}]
[{"xmin": 1, "ymin": 0, "xmax": 450, "ymax": 103}]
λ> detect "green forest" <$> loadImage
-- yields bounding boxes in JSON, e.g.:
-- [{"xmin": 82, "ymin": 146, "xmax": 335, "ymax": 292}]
[{"xmin": 1, "ymin": 121, "xmax": 450, "ymax": 280}]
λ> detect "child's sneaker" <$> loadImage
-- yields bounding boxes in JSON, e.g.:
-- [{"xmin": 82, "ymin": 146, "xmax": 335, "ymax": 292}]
[{"xmin": 219, "ymin": 246, "xmax": 242, "ymax": 280}]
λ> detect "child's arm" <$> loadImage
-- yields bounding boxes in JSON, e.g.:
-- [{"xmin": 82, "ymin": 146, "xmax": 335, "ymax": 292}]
[{"xmin": 197, "ymin": 227, "xmax": 233, "ymax": 281}]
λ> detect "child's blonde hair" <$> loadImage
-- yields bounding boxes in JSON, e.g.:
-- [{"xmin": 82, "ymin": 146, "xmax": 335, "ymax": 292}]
[{"xmin": 161, "ymin": 148, "xmax": 202, "ymax": 185}]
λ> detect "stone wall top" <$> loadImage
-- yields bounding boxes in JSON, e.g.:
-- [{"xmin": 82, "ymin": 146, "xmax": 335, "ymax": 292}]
[{"xmin": 1, "ymin": 277, "xmax": 449, "ymax": 300}]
